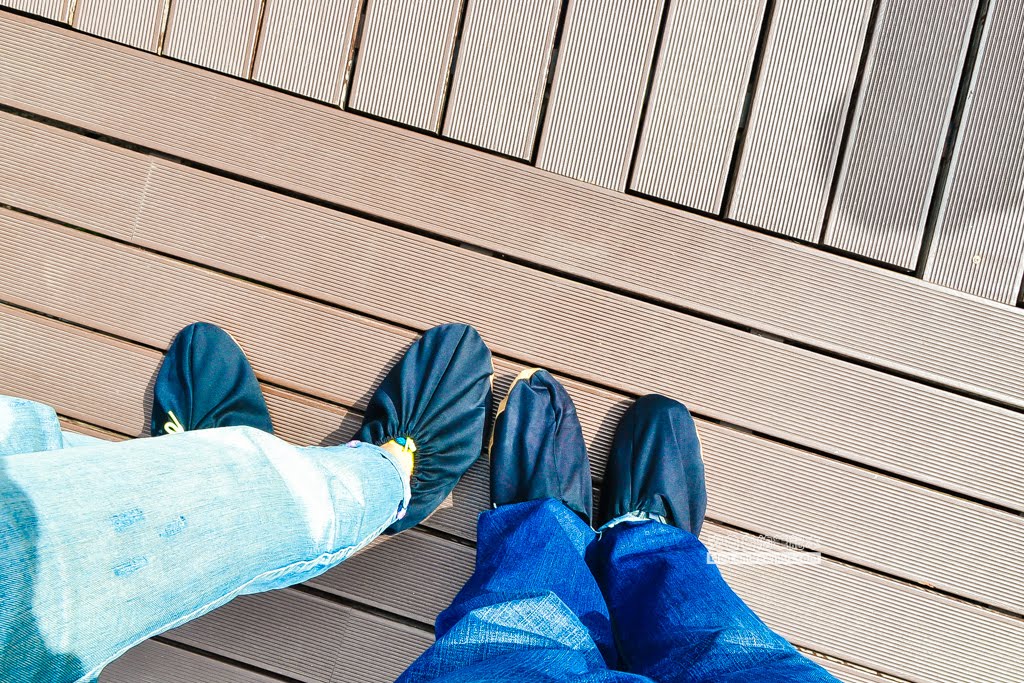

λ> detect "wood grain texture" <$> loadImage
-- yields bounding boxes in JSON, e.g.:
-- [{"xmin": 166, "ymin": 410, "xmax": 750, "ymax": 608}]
[
  {"xmin": 73, "ymin": 0, "xmax": 166, "ymax": 51},
  {"xmin": 4, "ymin": 193, "xmax": 1024, "ymax": 614},
  {"xmin": 630, "ymin": 0, "xmax": 765, "ymax": 212},
  {"xmin": 9, "ymin": 116, "xmax": 1024, "ymax": 520},
  {"xmin": 442, "ymin": 0, "xmax": 560, "ymax": 158},
  {"xmin": 347, "ymin": 0, "xmax": 462, "ymax": 131},
  {"xmin": 162, "ymin": 0, "xmax": 261, "ymax": 77},
  {"xmin": 5, "ymin": 111, "xmax": 1024, "ymax": 519},
  {"xmin": 4, "ymin": 13, "xmax": 1024, "ymax": 414},
  {"xmin": 251, "ymin": 0, "xmax": 360, "ymax": 103},
  {"xmin": 102, "ymin": 641, "xmax": 281, "ymax": 683},
  {"xmin": 729, "ymin": 0, "xmax": 872, "ymax": 240},
  {"xmin": 924, "ymin": 0, "xmax": 1024, "ymax": 303},
  {"xmin": 0, "ymin": 0, "xmax": 68, "ymax": 20},
  {"xmin": 5, "ymin": 305, "xmax": 1021, "ymax": 683},
  {"xmin": 824, "ymin": 0, "xmax": 976, "ymax": 269},
  {"xmin": 535, "ymin": 0, "xmax": 664, "ymax": 189}
]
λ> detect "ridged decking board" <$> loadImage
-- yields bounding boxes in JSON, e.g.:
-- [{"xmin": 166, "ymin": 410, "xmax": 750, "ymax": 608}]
[
  {"xmin": 925, "ymin": 0, "xmax": 1024, "ymax": 303},
  {"xmin": 73, "ymin": 0, "xmax": 165, "ymax": 51},
  {"xmin": 4, "ymin": 299, "xmax": 1022, "ymax": 682},
  {"xmin": 162, "ymin": 0, "xmax": 261, "ymax": 77},
  {"xmin": 824, "ymin": 0, "xmax": 976, "ymax": 270},
  {"xmin": 442, "ymin": 0, "xmax": 560, "ymax": 158},
  {"xmin": 102, "ymin": 641, "xmax": 282, "ymax": 683},
  {"xmin": 729, "ymin": 0, "xmax": 872, "ymax": 239},
  {"xmin": 347, "ymin": 0, "xmax": 461, "ymax": 131},
  {"xmin": 166, "ymin": 588, "xmax": 432, "ymax": 683},
  {"xmin": 4, "ymin": 159, "xmax": 1024, "ymax": 615},
  {"xmin": 7, "ymin": 14, "xmax": 1023, "ymax": 414},
  {"xmin": 629, "ymin": 0, "xmax": 765, "ymax": 213},
  {"xmin": 250, "ymin": 0, "xmax": 360, "ymax": 104},
  {"xmin": 534, "ymin": 0, "xmax": 663, "ymax": 189},
  {"xmin": 4, "ymin": 9, "xmax": 1024, "ymax": 683},
  {"xmin": 0, "ymin": 0, "xmax": 66, "ymax": 19},
  {"xmin": 6, "ymin": 117, "xmax": 1024, "ymax": 516}
]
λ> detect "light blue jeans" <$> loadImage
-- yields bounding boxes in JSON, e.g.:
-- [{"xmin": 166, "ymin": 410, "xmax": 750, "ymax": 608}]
[{"xmin": 0, "ymin": 396, "xmax": 410, "ymax": 683}]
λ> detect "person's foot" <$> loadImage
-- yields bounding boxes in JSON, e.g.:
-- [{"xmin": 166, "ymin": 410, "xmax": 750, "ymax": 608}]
[
  {"xmin": 151, "ymin": 322, "xmax": 273, "ymax": 436},
  {"xmin": 490, "ymin": 368, "xmax": 592, "ymax": 524},
  {"xmin": 597, "ymin": 394, "xmax": 706, "ymax": 535},
  {"xmin": 358, "ymin": 323, "xmax": 493, "ymax": 533}
]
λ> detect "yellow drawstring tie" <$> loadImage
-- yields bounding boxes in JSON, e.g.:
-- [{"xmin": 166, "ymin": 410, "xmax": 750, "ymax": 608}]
[{"xmin": 163, "ymin": 410, "xmax": 184, "ymax": 434}]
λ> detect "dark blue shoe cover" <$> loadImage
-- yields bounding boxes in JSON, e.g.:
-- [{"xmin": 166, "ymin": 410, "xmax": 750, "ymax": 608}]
[
  {"xmin": 599, "ymin": 394, "xmax": 706, "ymax": 535},
  {"xmin": 490, "ymin": 369, "xmax": 592, "ymax": 524},
  {"xmin": 358, "ymin": 323, "xmax": 493, "ymax": 533},
  {"xmin": 151, "ymin": 322, "xmax": 273, "ymax": 436}
]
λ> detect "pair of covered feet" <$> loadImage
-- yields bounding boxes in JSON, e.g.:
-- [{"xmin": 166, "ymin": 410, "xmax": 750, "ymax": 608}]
[
  {"xmin": 491, "ymin": 369, "xmax": 706, "ymax": 534},
  {"xmin": 152, "ymin": 321, "xmax": 705, "ymax": 535}
]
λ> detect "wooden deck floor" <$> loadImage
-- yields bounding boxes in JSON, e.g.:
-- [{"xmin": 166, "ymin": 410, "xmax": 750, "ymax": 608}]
[{"xmin": 0, "ymin": 6, "xmax": 1023, "ymax": 683}]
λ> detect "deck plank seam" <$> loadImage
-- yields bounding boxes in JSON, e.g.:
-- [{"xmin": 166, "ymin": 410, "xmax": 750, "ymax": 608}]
[
  {"xmin": 912, "ymin": 0, "xmax": 993, "ymax": 279},
  {"xmin": 155, "ymin": 0, "xmax": 171, "ymax": 54},
  {"xmin": 526, "ymin": 0, "xmax": 570, "ymax": 166},
  {"xmin": 339, "ymin": 0, "xmax": 370, "ymax": 113},
  {"xmin": 816, "ymin": 0, "xmax": 884, "ymax": 246},
  {"xmin": 243, "ymin": 0, "xmax": 268, "ymax": 81},
  {"xmin": 620, "ymin": 0, "xmax": 672, "ymax": 194},
  {"xmin": 716, "ymin": 0, "xmax": 775, "ymax": 217},
  {"xmin": 433, "ymin": 0, "xmax": 469, "ymax": 136},
  {"xmin": 3, "ymin": 102, "xmax": 1022, "ymax": 421},
  {"xmin": 26, "ymin": 297, "xmax": 1024, "ymax": 622},
  {"xmin": 5, "ymin": 5, "xmax": 1024, "ymax": 310},
  {"xmin": 5, "ymin": 196, "xmax": 1024, "ymax": 520},
  {"xmin": 151, "ymin": 636, "xmax": 308, "ymax": 683}
]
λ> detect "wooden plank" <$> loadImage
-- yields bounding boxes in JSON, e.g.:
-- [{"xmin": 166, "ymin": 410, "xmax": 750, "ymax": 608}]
[
  {"xmin": 824, "ymin": 0, "xmax": 976, "ymax": 270},
  {"xmin": 102, "ymin": 641, "xmax": 280, "ymax": 683},
  {"xmin": 4, "ymin": 214, "xmax": 1024, "ymax": 616},
  {"xmin": 442, "ymin": 0, "xmax": 560, "ymax": 158},
  {"xmin": 14, "ymin": 122, "xmax": 1024, "ymax": 515},
  {"xmin": 251, "ymin": 0, "xmax": 360, "ymax": 104},
  {"xmin": 702, "ymin": 524, "xmax": 1024, "ymax": 683},
  {"xmin": 812, "ymin": 656, "xmax": 896, "ymax": 683},
  {"xmin": 347, "ymin": 0, "xmax": 462, "ymax": 131},
  {"xmin": 162, "ymin": 0, "xmax": 261, "ymax": 77},
  {"xmin": 58, "ymin": 417, "xmax": 126, "ymax": 442},
  {"xmin": 4, "ymin": 14, "xmax": 1024, "ymax": 413},
  {"xmin": 5, "ymin": 112, "xmax": 1024, "ymax": 515},
  {"xmin": 167, "ymin": 588, "xmax": 432, "ymax": 683},
  {"xmin": 535, "ymin": 0, "xmax": 663, "ymax": 189},
  {"xmin": 5, "ymin": 304, "xmax": 1022, "ymax": 683},
  {"xmin": 73, "ymin": 0, "xmax": 166, "ymax": 51},
  {"xmin": 0, "ymin": 0, "xmax": 68, "ymax": 20},
  {"xmin": 924, "ymin": 0, "xmax": 1024, "ymax": 303},
  {"xmin": 729, "ymin": 0, "xmax": 872, "ymax": 240},
  {"xmin": 308, "ymin": 530, "xmax": 475, "ymax": 623},
  {"xmin": 630, "ymin": 0, "xmax": 765, "ymax": 213}
]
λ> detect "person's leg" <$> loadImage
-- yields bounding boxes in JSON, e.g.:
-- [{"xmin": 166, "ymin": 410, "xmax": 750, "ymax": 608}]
[
  {"xmin": 399, "ymin": 370, "xmax": 647, "ymax": 683},
  {"xmin": 0, "ymin": 321, "xmax": 491, "ymax": 683},
  {"xmin": 0, "ymin": 396, "xmax": 69, "ymax": 456},
  {"xmin": 0, "ymin": 425, "xmax": 408, "ymax": 683},
  {"xmin": 400, "ymin": 499, "xmax": 647, "ymax": 683},
  {"xmin": 0, "ymin": 322, "xmax": 406, "ymax": 683},
  {"xmin": 592, "ymin": 396, "xmax": 839, "ymax": 683}
]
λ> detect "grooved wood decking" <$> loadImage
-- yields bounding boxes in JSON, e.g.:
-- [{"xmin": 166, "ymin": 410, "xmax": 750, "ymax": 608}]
[{"xmin": 1, "ymin": 7, "xmax": 1023, "ymax": 683}]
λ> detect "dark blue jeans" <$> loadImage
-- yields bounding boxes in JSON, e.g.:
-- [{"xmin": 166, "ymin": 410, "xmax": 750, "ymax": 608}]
[{"xmin": 397, "ymin": 499, "xmax": 839, "ymax": 683}]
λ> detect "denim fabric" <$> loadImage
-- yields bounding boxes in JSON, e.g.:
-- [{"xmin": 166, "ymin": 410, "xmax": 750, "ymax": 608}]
[
  {"xmin": 399, "ymin": 499, "xmax": 839, "ymax": 683},
  {"xmin": 398, "ymin": 499, "xmax": 644, "ymax": 683},
  {"xmin": 0, "ymin": 396, "xmax": 409, "ymax": 683},
  {"xmin": 592, "ymin": 520, "xmax": 840, "ymax": 683}
]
